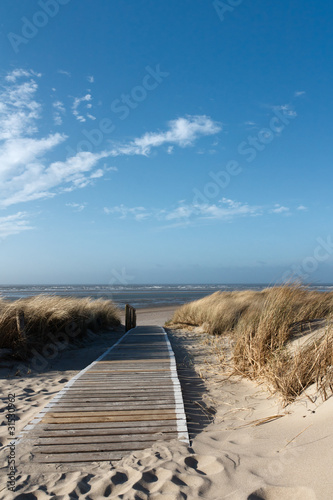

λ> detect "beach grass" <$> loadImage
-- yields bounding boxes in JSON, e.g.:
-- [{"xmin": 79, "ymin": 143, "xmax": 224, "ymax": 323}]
[
  {"xmin": 168, "ymin": 285, "xmax": 333, "ymax": 403},
  {"xmin": 0, "ymin": 295, "xmax": 121, "ymax": 359}
]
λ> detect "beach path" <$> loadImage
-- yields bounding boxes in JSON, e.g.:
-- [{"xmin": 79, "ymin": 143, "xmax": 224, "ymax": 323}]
[{"xmin": 16, "ymin": 326, "xmax": 189, "ymax": 469}]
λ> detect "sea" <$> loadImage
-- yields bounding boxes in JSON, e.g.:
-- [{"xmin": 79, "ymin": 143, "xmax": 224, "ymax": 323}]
[{"xmin": 1, "ymin": 284, "xmax": 333, "ymax": 309}]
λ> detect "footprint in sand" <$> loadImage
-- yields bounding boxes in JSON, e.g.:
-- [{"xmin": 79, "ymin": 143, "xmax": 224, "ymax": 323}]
[
  {"xmin": 58, "ymin": 378, "xmax": 68, "ymax": 383},
  {"xmin": 138, "ymin": 468, "xmax": 173, "ymax": 495},
  {"xmin": 248, "ymin": 486, "xmax": 317, "ymax": 500},
  {"xmin": 105, "ymin": 467, "xmax": 142, "ymax": 497},
  {"xmin": 184, "ymin": 454, "xmax": 225, "ymax": 475}
]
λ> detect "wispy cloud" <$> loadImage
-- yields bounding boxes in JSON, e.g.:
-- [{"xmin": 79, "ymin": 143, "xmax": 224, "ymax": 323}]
[
  {"xmin": 0, "ymin": 70, "xmax": 108, "ymax": 207},
  {"xmin": 104, "ymin": 198, "xmax": 262, "ymax": 225},
  {"xmin": 53, "ymin": 100, "xmax": 66, "ymax": 125},
  {"xmin": 72, "ymin": 94, "xmax": 92, "ymax": 122},
  {"xmin": 0, "ymin": 70, "xmax": 221, "ymax": 209},
  {"xmin": 5, "ymin": 69, "xmax": 41, "ymax": 83},
  {"xmin": 104, "ymin": 199, "xmax": 303, "ymax": 226},
  {"xmin": 87, "ymin": 75, "xmax": 94, "ymax": 83},
  {"xmin": 0, "ymin": 212, "xmax": 34, "ymax": 238},
  {"xmin": 66, "ymin": 202, "xmax": 87, "ymax": 212},
  {"xmin": 104, "ymin": 205, "xmax": 150, "ymax": 221},
  {"xmin": 297, "ymin": 205, "xmax": 307, "ymax": 211},
  {"xmin": 295, "ymin": 90, "xmax": 306, "ymax": 97},
  {"xmin": 110, "ymin": 115, "xmax": 222, "ymax": 156},
  {"xmin": 270, "ymin": 204, "xmax": 290, "ymax": 214},
  {"xmin": 58, "ymin": 69, "xmax": 71, "ymax": 77}
]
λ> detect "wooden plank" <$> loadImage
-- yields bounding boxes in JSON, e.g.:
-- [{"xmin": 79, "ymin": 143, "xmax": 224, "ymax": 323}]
[
  {"xmin": 88, "ymin": 369, "xmax": 170, "ymax": 373},
  {"xmin": 37, "ymin": 420, "xmax": 179, "ymax": 430},
  {"xmin": 42, "ymin": 415, "xmax": 177, "ymax": 423},
  {"xmin": 50, "ymin": 404, "xmax": 177, "ymax": 412},
  {"xmin": 29, "ymin": 426, "xmax": 178, "ymax": 437},
  {"xmin": 97, "ymin": 359, "xmax": 170, "ymax": 363},
  {"xmin": 34, "ymin": 451, "xmax": 126, "ymax": 463},
  {"xmin": 45, "ymin": 409, "xmax": 176, "ymax": 417},
  {"xmin": 37, "ymin": 432, "xmax": 178, "ymax": 445},
  {"xmin": 34, "ymin": 440, "xmax": 161, "ymax": 453},
  {"xmin": 58, "ymin": 396, "xmax": 175, "ymax": 402}
]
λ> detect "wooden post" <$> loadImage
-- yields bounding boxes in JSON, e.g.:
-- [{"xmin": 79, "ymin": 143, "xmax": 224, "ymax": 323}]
[
  {"xmin": 125, "ymin": 304, "xmax": 136, "ymax": 331},
  {"xmin": 16, "ymin": 311, "xmax": 26, "ymax": 340}
]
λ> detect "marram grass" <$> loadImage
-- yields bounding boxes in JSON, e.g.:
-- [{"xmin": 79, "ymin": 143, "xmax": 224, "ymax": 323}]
[
  {"xmin": 168, "ymin": 285, "xmax": 333, "ymax": 403},
  {"xmin": 0, "ymin": 295, "xmax": 121, "ymax": 359}
]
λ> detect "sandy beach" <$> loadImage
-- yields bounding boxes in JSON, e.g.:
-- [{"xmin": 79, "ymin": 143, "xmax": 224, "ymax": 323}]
[{"xmin": 1, "ymin": 305, "xmax": 332, "ymax": 499}]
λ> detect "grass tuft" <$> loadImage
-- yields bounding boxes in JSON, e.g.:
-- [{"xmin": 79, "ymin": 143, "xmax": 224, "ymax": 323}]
[
  {"xmin": 168, "ymin": 285, "xmax": 333, "ymax": 403},
  {"xmin": 0, "ymin": 295, "xmax": 121, "ymax": 359}
]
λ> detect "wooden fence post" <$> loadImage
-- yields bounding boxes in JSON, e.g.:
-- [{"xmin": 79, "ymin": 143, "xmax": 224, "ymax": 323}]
[
  {"xmin": 16, "ymin": 311, "xmax": 26, "ymax": 341},
  {"xmin": 125, "ymin": 304, "xmax": 136, "ymax": 332}
]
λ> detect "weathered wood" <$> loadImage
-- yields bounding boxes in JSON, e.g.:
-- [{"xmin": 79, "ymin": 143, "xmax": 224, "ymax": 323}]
[
  {"xmin": 33, "ymin": 451, "xmax": 126, "ymax": 463},
  {"xmin": 38, "ymin": 420, "xmax": 178, "ymax": 430},
  {"xmin": 17, "ymin": 325, "xmax": 188, "ymax": 468},
  {"xmin": 16, "ymin": 310, "xmax": 26, "ymax": 340},
  {"xmin": 42, "ymin": 415, "xmax": 177, "ymax": 424},
  {"xmin": 34, "ymin": 440, "xmax": 162, "ymax": 453},
  {"xmin": 52, "ymin": 402, "xmax": 177, "ymax": 410},
  {"xmin": 37, "ymin": 432, "xmax": 178, "ymax": 445},
  {"xmin": 31, "ymin": 428, "xmax": 178, "ymax": 439},
  {"xmin": 125, "ymin": 304, "xmax": 136, "ymax": 331},
  {"xmin": 45, "ymin": 409, "xmax": 176, "ymax": 417},
  {"xmin": 59, "ymin": 395, "xmax": 175, "ymax": 401}
]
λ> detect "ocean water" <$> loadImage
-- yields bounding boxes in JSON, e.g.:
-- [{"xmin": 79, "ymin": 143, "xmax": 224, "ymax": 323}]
[{"xmin": 1, "ymin": 284, "xmax": 333, "ymax": 309}]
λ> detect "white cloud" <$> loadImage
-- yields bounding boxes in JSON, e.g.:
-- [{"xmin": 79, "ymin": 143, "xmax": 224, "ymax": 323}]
[
  {"xmin": 0, "ymin": 69, "xmax": 110, "ymax": 207},
  {"xmin": 104, "ymin": 205, "xmax": 150, "ymax": 221},
  {"xmin": 164, "ymin": 198, "xmax": 261, "ymax": 221},
  {"xmin": 104, "ymin": 198, "xmax": 262, "ymax": 224},
  {"xmin": 87, "ymin": 76, "xmax": 94, "ymax": 83},
  {"xmin": 271, "ymin": 204, "xmax": 290, "ymax": 214},
  {"xmin": 90, "ymin": 169, "xmax": 104, "ymax": 179},
  {"xmin": 297, "ymin": 205, "xmax": 307, "ymax": 211},
  {"xmin": 0, "ymin": 212, "xmax": 34, "ymax": 238},
  {"xmin": 72, "ymin": 94, "xmax": 92, "ymax": 122},
  {"xmin": 110, "ymin": 115, "xmax": 222, "ymax": 156},
  {"xmin": 104, "ymin": 199, "xmax": 305, "ymax": 225},
  {"xmin": 54, "ymin": 114, "xmax": 63, "ymax": 126},
  {"xmin": 0, "ymin": 71, "xmax": 222, "ymax": 210},
  {"xmin": 87, "ymin": 113, "xmax": 96, "ymax": 120},
  {"xmin": 53, "ymin": 100, "xmax": 66, "ymax": 125},
  {"xmin": 104, "ymin": 165, "xmax": 118, "ymax": 172},
  {"xmin": 53, "ymin": 101, "xmax": 65, "ymax": 113},
  {"xmin": 58, "ymin": 69, "xmax": 71, "ymax": 77},
  {"xmin": 66, "ymin": 202, "xmax": 86, "ymax": 212},
  {"xmin": 295, "ymin": 91, "xmax": 306, "ymax": 97},
  {"xmin": 5, "ymin": 69, "xmax": 41, "ymax": 83}
]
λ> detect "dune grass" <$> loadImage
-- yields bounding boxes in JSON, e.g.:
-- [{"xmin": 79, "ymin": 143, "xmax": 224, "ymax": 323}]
[
  {"xmin": 0, "ymin": 295, "xmax": 121, "ymax": 359},
  {"xmin": 168, "ymin": 285, "xmax": 333, "ymax": 403}
]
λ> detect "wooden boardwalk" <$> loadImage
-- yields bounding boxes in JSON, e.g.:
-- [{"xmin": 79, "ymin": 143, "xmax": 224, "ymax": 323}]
[{"xmin": 17, "ymin": 326, "xmax": 189, "ymax": 468}]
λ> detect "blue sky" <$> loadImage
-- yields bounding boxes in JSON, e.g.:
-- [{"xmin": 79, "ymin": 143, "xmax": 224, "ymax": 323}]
[{"xmin": 0, "ymin": 0, "xmax": 332, "ymax": 284}]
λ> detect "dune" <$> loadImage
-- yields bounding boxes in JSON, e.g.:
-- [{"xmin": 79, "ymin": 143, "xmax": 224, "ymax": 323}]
[{"xmin": 1, "ymin": 305, "xmax": 332, "ymax": 499}]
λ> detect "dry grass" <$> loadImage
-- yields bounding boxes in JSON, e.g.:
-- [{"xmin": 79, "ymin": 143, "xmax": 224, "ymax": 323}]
[
  {"xmin": 168, "ymin": 285, "xmax": 333, "ymax": 403},
  {"xmin": 0, "ymin": 295, "xmax": 121, "ymax": 359}
]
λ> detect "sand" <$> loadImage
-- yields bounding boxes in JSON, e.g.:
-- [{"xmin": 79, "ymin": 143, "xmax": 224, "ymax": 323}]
[{"xmin": 1, "ymin": 306, "xmax": 332, "ymax": 499}]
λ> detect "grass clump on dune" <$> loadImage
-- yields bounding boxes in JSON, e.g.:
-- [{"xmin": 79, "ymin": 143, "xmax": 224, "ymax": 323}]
[
  {"xmin": 168, "ymin": 285, "xmax": 333, "ymax": 403},
  {"xmin": 0, "ymin": 295, "xmax": 121, "ymax": 359}
]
